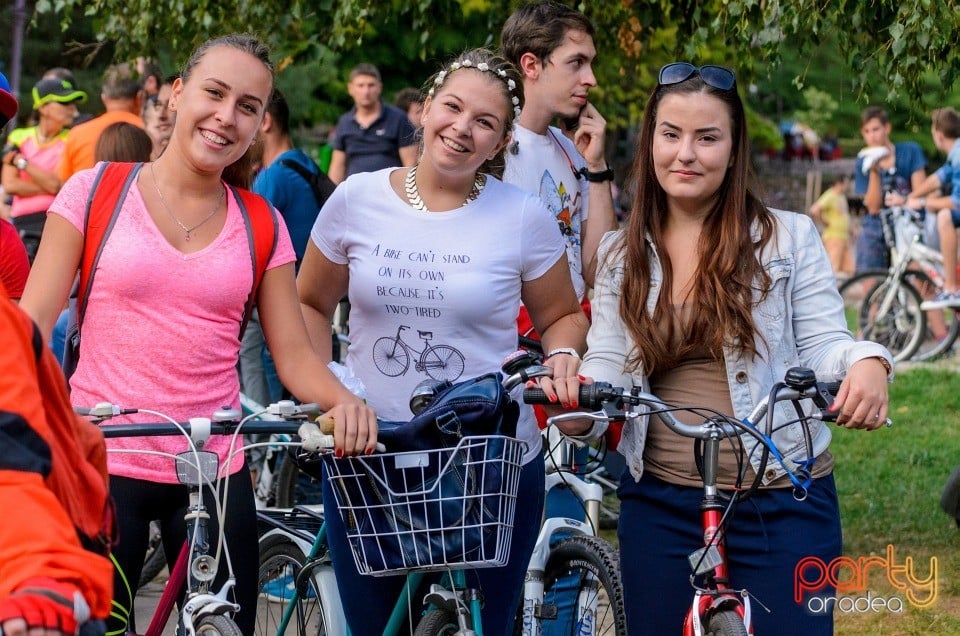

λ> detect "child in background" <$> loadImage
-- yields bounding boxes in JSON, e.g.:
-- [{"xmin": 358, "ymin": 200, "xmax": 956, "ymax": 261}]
[{"xmin": 809, "ymin": 174, "xmax": 853, "ymax": 277}]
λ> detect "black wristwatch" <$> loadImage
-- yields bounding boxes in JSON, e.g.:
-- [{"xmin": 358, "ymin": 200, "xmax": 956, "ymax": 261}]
[{"xmin": 578, "ymin": 166, "xmax": 614, "ymax": 182}]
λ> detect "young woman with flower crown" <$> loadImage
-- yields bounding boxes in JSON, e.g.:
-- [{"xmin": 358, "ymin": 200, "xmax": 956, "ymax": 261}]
[
  {"xmin": 297, "ymin": 48, "xmax": 588, "ymax": 633},
  {"xmin": 20, "ymin": 34, "xmax": 377, "ymax": 634}
]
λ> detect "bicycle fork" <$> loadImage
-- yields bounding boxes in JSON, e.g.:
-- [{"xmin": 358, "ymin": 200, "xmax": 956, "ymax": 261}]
[
  {"xmin": 422, "ymin": 570, "xmax": 482, "ymax": 635},
  {"xmin": 683, "ymin": 435, "xmax": 753, "ymax": 636}
]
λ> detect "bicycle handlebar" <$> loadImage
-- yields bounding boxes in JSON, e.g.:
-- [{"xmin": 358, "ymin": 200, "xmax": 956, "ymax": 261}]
[
  {"xmin": 76, "ymin": 400, "xmax": 350, "ymax": 452},
  {"xmin": 524, "ymin": 367, "xmax": 845, "ymax": 441}
]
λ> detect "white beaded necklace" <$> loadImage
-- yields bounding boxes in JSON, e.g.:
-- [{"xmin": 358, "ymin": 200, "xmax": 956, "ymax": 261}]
[{"xmin": 404, "ymin": 166, "xmax": 485, "ymax": 212}]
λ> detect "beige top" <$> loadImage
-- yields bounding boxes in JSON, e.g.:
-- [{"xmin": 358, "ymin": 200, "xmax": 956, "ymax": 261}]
[{"xmin": 643, "ymin": 304, "xmax": 834, "ymax": 488}]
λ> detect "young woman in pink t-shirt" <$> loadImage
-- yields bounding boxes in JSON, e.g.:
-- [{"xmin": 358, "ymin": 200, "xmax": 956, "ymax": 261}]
[{"xmin": 21, "ymin": 35, "xmax": 377, "ymax": 634}]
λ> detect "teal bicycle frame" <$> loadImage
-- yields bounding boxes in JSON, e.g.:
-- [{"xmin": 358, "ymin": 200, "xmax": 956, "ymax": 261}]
[{"xmin": 264, "ymin": 515, "xmax": 486, "ymax": 635}]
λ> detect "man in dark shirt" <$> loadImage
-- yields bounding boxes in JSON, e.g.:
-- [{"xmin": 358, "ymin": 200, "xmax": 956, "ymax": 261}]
[{"xmin": 327, "ymin": 64, "xmax": 417, "ymax": 184}]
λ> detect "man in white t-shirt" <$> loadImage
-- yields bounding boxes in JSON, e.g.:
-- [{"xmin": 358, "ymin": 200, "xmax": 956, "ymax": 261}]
[{"xmin": 500, "ymin": 0, "xmax": 617, "ymax": 302}]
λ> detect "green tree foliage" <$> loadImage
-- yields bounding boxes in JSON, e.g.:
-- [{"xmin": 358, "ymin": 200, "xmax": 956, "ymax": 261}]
[
  {"xmin": 35, "ymin": 0, "xmax": 960, "ymax": 112},
  {"xmin": 28, "ymin": 0, "xmax": 960, "ymax": 155}
]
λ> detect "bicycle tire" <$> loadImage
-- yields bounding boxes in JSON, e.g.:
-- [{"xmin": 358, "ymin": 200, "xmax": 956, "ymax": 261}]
[
  {"xmin": 139, "ymin": 520, "xmax": 166, "ymax": 588},
  {"xmin": 704, "ymin": 609, "xmax": 749, "ymax": 636},
  {"xmin": 256, "ymin": 540, "xmax": 328, "ymax": 636},
  {"xmin": 839, "ymin": 269, "xmax": 960, "ymax": 361},
  {"xmin": 195, "ymin": 614, "xmax": 244, "ymax": 636},
  {"xmin": 859, "ymin": 277, "xmax": 925, "ymax": 362},
  {"xmin": 538, "ymin": 535, "xmax": 627, "ymax": 635},
  {"xmin": 413, "ymin": 608, "xmax": 459, "ymax": 635},
  {"xmin": 274, "ymin": 454, "xmax": 323, "ymax": 508},
  {"xmin": 901, "ymin": 271, "xmax": 960, "ymax": 361}
]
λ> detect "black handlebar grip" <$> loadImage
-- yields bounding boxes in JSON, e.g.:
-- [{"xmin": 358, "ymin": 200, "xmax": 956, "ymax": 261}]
[
  {"xmin": 522, "ymin": 387, "xmax": 552, "ymax": 405},
  {"xmin": 523, "ymin": 383, "xmax": 614, "ymax": 409}
]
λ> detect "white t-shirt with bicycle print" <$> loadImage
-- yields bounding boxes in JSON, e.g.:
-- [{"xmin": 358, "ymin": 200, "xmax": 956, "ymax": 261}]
[{"xmin": 310, "ymin": 168, "xmax": 565, "ymax": 464}]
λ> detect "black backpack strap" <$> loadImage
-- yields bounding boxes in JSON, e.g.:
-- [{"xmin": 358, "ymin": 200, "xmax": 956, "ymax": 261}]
[{"xmin": 278, "ymin": 158, "xmax": 336, "ymax": 207}]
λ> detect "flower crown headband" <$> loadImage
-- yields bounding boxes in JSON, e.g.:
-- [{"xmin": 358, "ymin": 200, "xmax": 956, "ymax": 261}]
[{"xmin": 429, "ymin": 59, "xmax": 522, "ymax": 121}]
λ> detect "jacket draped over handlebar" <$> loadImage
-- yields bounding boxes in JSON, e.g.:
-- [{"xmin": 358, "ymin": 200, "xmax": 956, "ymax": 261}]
[{"xmin": 578, "ymin": 209, "xmax": 892, "ymax": 484}]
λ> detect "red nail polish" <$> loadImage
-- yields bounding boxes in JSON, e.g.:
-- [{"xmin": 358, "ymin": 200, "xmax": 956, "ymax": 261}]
[
  {"xmin": 365, "ymin": 447, "xmax": 374, "ymax": 456},
  {"xmin": 335, "ymin": 448, "xmax": 343, "ymax": 458},
  {"xmin": 562, "ymin": 402, "xmax": 570, "ymax": 409},
  {"xmin": 577, "ymin": 375, "xmax": 587, "ymax": 382}
]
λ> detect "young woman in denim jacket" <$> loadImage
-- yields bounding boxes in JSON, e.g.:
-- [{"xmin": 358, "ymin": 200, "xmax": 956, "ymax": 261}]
[{"xmin": 540, "ymin": 64, "xmax": 892, "ymax": 635}]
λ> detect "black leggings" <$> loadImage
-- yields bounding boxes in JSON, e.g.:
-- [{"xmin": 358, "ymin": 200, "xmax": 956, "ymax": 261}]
[{"xmin": 107, "ymin": 470, "xmax": 258, "ymax": 635}]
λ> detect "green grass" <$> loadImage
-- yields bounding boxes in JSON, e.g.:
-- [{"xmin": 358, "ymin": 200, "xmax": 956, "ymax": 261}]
[
  {"xmin": 824, "ymin": 365, "xmax": 960, "ymax": 634},
  {"xmin": 597, "ymin": 365, "xmax": 960, "ymax": 634}
]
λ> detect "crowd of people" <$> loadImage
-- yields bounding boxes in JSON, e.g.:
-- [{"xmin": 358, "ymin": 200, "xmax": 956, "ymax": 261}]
[{"xmin": 0, "ymin": 0, "xmax": 927, "ymax": 633}]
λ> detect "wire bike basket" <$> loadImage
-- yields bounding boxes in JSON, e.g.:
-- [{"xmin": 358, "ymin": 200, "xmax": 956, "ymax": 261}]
[{"xmin": 322, "ymin": 435, "xmax": 525, "ymax": 576}]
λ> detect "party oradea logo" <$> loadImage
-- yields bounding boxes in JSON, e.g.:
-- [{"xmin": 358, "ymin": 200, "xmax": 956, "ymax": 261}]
[{"xmin": 794, "ymin": 545, "xmax": 937, "ymax": 614}]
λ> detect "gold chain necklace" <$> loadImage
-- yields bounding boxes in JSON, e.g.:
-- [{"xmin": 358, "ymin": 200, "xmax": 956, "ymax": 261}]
[
  {"xmin": 404, "ymin": 166, "xmax": 485, "ymax": 212},
  {"xmin": 150, "ymin": 162, "xmax": 224, "ymax": 241}
]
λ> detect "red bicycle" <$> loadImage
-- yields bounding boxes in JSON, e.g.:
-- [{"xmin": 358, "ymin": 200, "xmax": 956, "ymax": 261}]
[{"xmin": 527, "ymin": 367, "xmax": 861, "ymax": 636}]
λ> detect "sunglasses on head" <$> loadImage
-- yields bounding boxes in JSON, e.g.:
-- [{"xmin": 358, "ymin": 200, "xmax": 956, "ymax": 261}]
[{"xmin": 658, "ymin": 63, "xmax": 736, "ymax": 91}]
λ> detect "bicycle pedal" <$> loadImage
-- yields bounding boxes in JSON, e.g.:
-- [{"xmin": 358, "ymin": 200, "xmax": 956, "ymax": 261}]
[
  {"xmin": 688, "ymin": 545, "xmax": 723, "ymax": 575},
  {"xmin": 536, "ymin": 603, "xmax": 559, "ymax": 620}
]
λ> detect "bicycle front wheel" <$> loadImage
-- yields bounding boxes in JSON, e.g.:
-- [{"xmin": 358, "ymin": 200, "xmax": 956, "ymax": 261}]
[
  {"xmin": 705, "ymin": 609, "xmax": 749, "ymax": 636},
  {"xmin": 540, "ymin": 535, "xmax": 627, "ymax": 635},
  {"xmin": 859, "ymin": 277, "xmax": 925, "ymax": 362},
  {"xmin": 139, "ymin": 520, "xmax": 166, "ymax": 588},
  {"xmin": 413, "ymin": 608, "xmax": 459, "ymax": 635},
  {"xmin": 256, "ymin": 540, "xmax": 327, "ymax": 635},
  {"xmin": 195, "ymin": 615, "xmax": 243, "ymax": 636}
]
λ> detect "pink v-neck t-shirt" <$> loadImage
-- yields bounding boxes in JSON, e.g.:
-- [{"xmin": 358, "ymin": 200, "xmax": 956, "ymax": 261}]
[{"xmin": 50, "ymin": 164, "xmax": 296, "ymax": 483}]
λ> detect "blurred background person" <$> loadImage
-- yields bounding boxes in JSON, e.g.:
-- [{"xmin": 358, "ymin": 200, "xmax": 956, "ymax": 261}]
[
  {"xmin": 392, "ymin": 86, "xmax": 424, "ymax": 128},
  {"xmin": 57, "ymin": 63, "xmax": 143, "ymax": 182},
  {"xmin": 2, "ymin": 76, "xmax": 87, "ymax": 263},
  {"xmin": 142, "ymin": 75, "xmax": 175, "ymax": 160},
  {"xmin": 808, "ymin": 174, "xmax": 854, "ymax": 278}
]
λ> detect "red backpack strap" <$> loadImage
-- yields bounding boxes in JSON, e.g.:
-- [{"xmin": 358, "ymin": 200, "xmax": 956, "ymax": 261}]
[
  {"xmin": 77, "ymin": 162, "xmax": 142, "ymax": 329},
  {"xmin": 230, "ymin": 186, "xmax": 278, "ymax": 339}
]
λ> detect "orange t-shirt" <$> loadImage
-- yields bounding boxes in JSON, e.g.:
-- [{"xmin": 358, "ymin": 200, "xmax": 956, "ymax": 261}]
[{"xmin": 57, "ymin": 111, "xmax": 143, "ymax": 182}]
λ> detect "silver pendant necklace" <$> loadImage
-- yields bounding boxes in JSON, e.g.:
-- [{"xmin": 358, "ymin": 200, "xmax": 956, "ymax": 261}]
[
  {"xmin": 404, "ymin": 166, "xmax": 485, "ymax": 212},
  {"xmin": 150, "ymin": 162, "xmax": 224, "ymax": 241}
]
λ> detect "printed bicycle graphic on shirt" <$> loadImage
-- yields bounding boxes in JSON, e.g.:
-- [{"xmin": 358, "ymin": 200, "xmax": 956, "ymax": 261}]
[{"xmin": 372, "ymin": 324, "xmax": 465, "ymax": 381}]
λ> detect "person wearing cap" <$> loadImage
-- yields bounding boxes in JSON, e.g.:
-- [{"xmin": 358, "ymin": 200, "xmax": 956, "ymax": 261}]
[
  {"xmin": 0, "ymin": 71, "xmax": 17, "ymax": 128},
  {"xmin": 0, "ymin": 72, "xmax": 30, "ymax": 299},
  {"xmin": 2, "ymin": 77, "xmax": 87, "ymax": 262},
  {"xmin": 57, "ymin": 63, "xmax": 143, "ymax": 182}
]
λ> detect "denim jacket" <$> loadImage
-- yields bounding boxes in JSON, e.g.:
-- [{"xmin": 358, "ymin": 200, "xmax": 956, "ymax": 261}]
[{"xmin": 578, "ymin": 209, "xmax": 892, "ymax": 484}]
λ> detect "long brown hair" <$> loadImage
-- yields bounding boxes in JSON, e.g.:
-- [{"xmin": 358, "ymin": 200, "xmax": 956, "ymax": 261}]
[{"xmin": 616, "ymin": 73, "xmax": 775, "ymax": 375}]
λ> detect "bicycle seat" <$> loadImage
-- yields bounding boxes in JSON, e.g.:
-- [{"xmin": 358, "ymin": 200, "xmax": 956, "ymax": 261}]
[{"xmin": 418, "ymin": 330, "xmax": 433, "ymax": 339}]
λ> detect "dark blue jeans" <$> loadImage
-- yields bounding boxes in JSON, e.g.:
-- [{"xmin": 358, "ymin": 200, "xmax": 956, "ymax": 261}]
[
  {"xmin": 617, "ymin": 471, "xmax": 841, "ymax": 636},
  {"xmin": 323, "ymin": 457, "xmax": 544, "ymax": 635}
]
